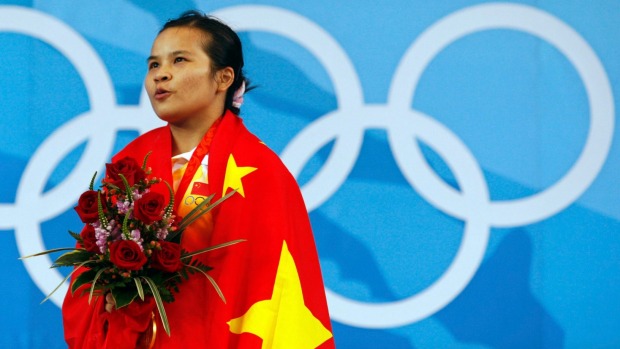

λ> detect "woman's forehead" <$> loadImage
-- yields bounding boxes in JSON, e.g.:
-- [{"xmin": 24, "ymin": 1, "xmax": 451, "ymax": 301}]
[{"xmin": 151, "ymin": 27, "xmax": 209, "ymax": 54}]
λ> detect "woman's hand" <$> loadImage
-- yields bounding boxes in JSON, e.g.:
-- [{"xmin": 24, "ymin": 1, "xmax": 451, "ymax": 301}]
[{"xmin": 105, "ymin": 292, "xmax": 116, "ymax": 313}]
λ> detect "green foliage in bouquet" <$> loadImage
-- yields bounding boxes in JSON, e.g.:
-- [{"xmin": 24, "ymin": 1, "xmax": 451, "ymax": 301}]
[{"xmin": 21, "ymin": 154, "xmax": 242, "ymax": 335}]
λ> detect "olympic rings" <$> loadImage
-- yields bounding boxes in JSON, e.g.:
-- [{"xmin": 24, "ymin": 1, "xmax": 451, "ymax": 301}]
[
  {"xmin": 216, "ymin": 4, "xmax": 614, "ymax": 328},
  {"xmin": 0, "ymin": 3, "xmax": 613, "ymax": 328}
]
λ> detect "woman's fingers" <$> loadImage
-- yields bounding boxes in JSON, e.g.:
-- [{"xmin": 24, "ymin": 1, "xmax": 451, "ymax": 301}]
[{"xmin": 105, "ymin": 292, "xmax": 116, "ymax": 313}]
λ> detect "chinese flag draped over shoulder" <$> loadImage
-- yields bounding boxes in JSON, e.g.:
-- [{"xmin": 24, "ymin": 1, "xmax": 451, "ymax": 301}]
[
  {"xmin": 205, "ymin": 112, "xmax": 334, "ymax": 348},
  {"xmin": 62, "ymin": 111, "xmax": 335, "ymax": 349}
]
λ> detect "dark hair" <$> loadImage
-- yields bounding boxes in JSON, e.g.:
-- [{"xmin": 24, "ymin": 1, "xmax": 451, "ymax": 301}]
[{"xmin": 161, "ymin": 10, "xmax": 249, "ymax": 114}]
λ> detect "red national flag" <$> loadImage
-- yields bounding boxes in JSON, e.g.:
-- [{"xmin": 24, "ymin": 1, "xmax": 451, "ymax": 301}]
[
  {"xmin": 62, "ymin": 111, "xmax": 334, "ymax": 349},
  {"xmin": 191, "ymin": 182, "xmax": 210, "ymax": 196}
]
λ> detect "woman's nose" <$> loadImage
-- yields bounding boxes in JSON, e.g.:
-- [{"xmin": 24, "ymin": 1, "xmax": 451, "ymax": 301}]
[{"xmin": 154, "ymin": 70, "xmax": 171, "ymax": 82}]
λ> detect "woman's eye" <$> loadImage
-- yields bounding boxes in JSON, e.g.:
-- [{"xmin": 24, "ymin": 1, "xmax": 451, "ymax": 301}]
[
  {"xmin": 174, "ymin": 57, "xmax": 186, "ymax": 63},
  {"xmin": 148, "ymin": 62, "xmax": 159, "ymax": 70}
]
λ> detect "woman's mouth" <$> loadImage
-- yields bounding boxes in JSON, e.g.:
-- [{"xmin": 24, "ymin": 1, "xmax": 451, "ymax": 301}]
[{"xmin": 154, "ymin": 88, "xmax": 171, "ymax": 100}]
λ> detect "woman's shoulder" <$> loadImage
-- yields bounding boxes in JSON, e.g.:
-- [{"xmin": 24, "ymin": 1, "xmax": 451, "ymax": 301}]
[
  {"xmin": 113, "ymin": 126, "xmax": 169, "ymax": 161},
  {"xmin": 218, "ymin": 112, "xmax": 295, "ymax": 180},
  {"xmin": 235, "ymin": 125, "xmax": 284, "ymax": 164}
]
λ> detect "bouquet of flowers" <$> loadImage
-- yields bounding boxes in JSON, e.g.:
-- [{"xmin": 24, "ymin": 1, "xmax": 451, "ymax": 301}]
[{"xmin": 22, "ymin": 154, "xmax": 241, "ymax": 336}]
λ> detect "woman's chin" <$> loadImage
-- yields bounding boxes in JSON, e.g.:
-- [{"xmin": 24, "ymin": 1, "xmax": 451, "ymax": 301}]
[{"xmin": 155, "ymin": 113, "xmax": 176, "ymax": 123}]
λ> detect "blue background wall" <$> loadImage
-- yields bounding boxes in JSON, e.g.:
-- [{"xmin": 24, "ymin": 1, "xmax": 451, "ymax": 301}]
[{"xmin": 1, "ymin": 1, "xmax": 618, "ymax": 348}]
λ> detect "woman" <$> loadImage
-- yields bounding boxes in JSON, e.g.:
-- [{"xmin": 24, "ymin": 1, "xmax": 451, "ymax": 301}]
[{"xmin": 62, "ymin": 10, "xmax": 334, "ymax": 349}]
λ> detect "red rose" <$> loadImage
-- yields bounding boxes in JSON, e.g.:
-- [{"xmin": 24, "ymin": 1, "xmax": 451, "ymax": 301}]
[
  {"xmin": 150, "ymin": 241, "xmax": 182, "ymax": 273},
  {"xmin": 109, "ymin": 240, "xmax": 147, "ymax": 271},
  {"xmin": 79, "ymin": 224, "xmax": 99, "ymax": 253},
  {"xmin": 74, "ymin": 190, "xmax": 106, "ymax": 223},
  {"xmin": 105, "ymin": 156, "xmax": 146, "ymax": 188},
  {"xmin": 133, "ymin": 192, "xmax": 165, "ymax": 224}
]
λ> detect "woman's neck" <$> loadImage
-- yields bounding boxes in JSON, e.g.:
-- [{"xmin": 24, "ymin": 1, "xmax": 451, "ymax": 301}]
[{"xmin": 169, "ymin": 112, "xmax": 222, "ymax": 156}]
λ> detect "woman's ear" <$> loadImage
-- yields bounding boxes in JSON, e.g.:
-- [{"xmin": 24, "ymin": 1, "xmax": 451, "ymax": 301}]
[{"xmin": 217, "ymin": 67, "xmax": 235, "ymax": 92}]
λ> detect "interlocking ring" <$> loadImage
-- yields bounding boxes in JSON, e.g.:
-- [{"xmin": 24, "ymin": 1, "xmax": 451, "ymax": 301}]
[
  {"xmin": 0, "ymin": 3, "xmax": 613, "ymax": 329},
  {"xmin": 0, "ymin": 6, "xmax": 161, "ymax": 306},
  {"xmin": 216, "ymin": 3, "xmax": 614, "ymax": 328}
]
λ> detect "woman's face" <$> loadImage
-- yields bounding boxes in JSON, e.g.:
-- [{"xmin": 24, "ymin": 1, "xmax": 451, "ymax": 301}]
[{"xmin": 145, "ymin": 27, "xmax": 227, "ymax": 125}]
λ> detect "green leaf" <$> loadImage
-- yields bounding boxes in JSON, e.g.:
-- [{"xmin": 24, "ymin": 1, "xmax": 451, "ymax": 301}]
[
  {"xmin": 89, "ymin": 171, "xmax": 97, "ymax": 191},
  {"xmin": 170, "ymin": 189, "xmax": 236, "ymax": 241},
  {"xmin": 97, "ymin": 191, "xmax": 109, "ymax": 227},
  {"xmin": 207, "ymin": 188, "xmax": 237, "ymax": 210},
  {"xmin": 175, "ymin": 192, "xmax": 226, "ymax": 232},
  {"xmin": 88, "ymin": 268, "xmax": 108, "ymax": 304},
  {"xmin": 177, "ymin": 193, "xmax": 215, "ymax": 227},
  {"xmin": 134, "ymin": 277, "xmax": 145, "ymax": 301},
  {"xmin": 163, "ymin": 273, "xmax": 183, "ymax": 286},
  {"xmin": 183, "ymin": 259, "xmax": 212, "ymax": 275},
  {"xmin": 71, "ymin": 268, "xmax": 99, "ymax": 295},
  {"xmin": 177, "ymin": 267, "xmax": 189, "ymax": 281},
  {"xmin": 122, "ymin": 208, "xmax": 133, "ymax": 239},
  {"xmin": 142, "ymin": 151, "xmax": 152, "ymax": 171},
  {"xmin": 106, "ymin": 183, "xmax": 121, "ymax": 192},
  {"xmin": 19, "ymin": 247, "xmax": 83, "ymax": 260},
  {"xmin": 69, "ymin": 230, "xmax": 82, "ymax": 242},
  {"xmin": 53, "ymin": 250, "xmax": 93, "ymax": 267},
  {"xmin": 119, "ymin": 173, "xmax": 133, "ymax": 202},
  {"xmin": 112, "ymin": 286, "xmax": 139, "ymax": 309},
  {"xmin": 163, "ymin": 181, "xmax": 175, "ymax": 218},
  {"xmin": 141, "ymin": 276, "xmax": 170, "ymax": 336},
  {"xmin": 41, "ymin": 260, "xmax": 96, "ymax": 304},
  {"xmin": 184, "ymin": 264, "xmax": 226, "ymax": 303},
  {"xmin": 181, "ymin": 239, "xmax": 246, "ymax": 260}
]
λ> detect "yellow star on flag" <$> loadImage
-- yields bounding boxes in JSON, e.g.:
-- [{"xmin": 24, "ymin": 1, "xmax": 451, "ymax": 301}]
[
  {"xmin": 222, "ymin": 154, "xmax": 257, "ymax": 198},
  {"xmin": 228, "ymin": 241, "xmax": 333, "ymax": 349}
]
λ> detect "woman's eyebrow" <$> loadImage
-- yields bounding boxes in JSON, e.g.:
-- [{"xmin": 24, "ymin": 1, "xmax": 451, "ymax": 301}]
[{"xmin": 146, "ymin": 50, "xmax": 192, "ymax": 63}]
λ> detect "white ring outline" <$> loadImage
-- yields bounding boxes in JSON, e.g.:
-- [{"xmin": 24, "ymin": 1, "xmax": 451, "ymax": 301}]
[
  {"xmin": 213, "ymin": 6, "xmax": 368, "ymax": 210},
  {"xmin": 215, "ymin": 5, "xmax": 492, "ymax": 328},
  {"xmin": 219, "ymin": 3, "xmax": 614, "ymax": 328},
  {"xmin": 0, "ymin": 3, "xmax": 612, "ymax": 327},
  {"xmin": 0, "ymin": 6, "xmax": 162, "ymax": 306},
  {"xmin": 330, "ymin": 109, "xmax": 491, "ymax": 328},
  {"xmin": 390, "ymin": 3, "xmax": 615, "ymax": 227},
  {"xmin": 0, "ymin": 6, "xmax": 117, "ymax": 306}
]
